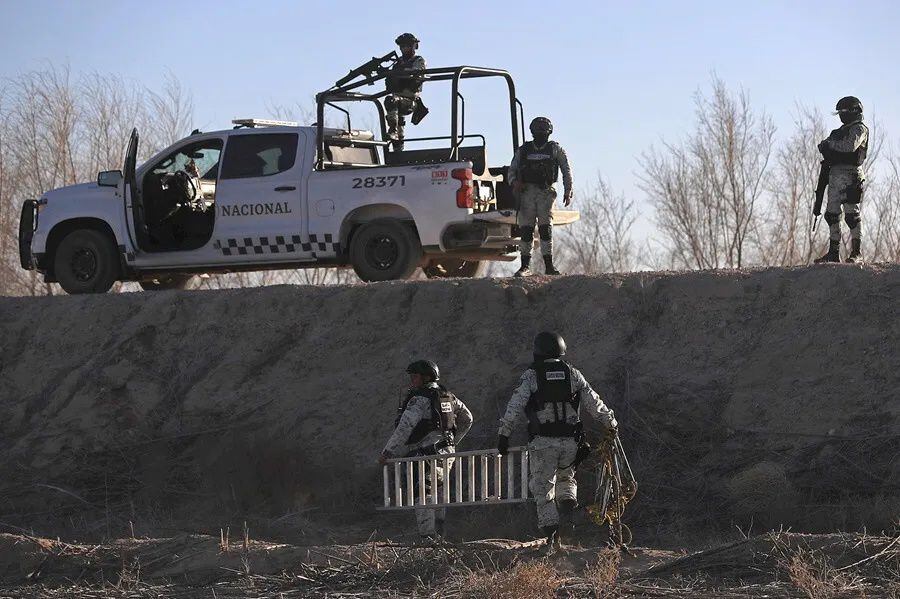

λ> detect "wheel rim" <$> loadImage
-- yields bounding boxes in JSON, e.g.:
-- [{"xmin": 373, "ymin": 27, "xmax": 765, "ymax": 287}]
[
  {"xmin": 70, "ymin": 247, "xmax": 98, "ymax": 282},
  {"xmin": 366, "ymin": 235, "xmax": 399, "ymax": 270}
]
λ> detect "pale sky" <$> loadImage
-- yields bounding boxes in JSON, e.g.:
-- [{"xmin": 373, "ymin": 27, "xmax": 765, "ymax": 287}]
[{"xmin": 3, "ymin": 0, "xmax": 899, "ymax": 241}]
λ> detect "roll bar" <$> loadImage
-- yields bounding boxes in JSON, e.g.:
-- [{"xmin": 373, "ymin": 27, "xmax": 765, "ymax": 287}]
[{"xmin": 315, "ymin": 65, "xmax": 522, "ymax": 169}]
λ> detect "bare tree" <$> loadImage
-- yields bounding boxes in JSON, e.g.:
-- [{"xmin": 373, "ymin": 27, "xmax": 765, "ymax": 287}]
[
  {"xmin": 557, "ymin": 173, "xmax": 639, "ymax": 274},
  {"xmin": 147, "ymin": 72, "xmax": 194, "ymax": 150},
  {"xmin": 754, "ymin": 105, "xmax": 826, "ymax": 265},
  {"xmin": 639, "ymin": 76, "xmax": 775, "ymax": 269},
  {"xmin": 867, "ymin": 153, "xmax": 900, "ymax": 262}
]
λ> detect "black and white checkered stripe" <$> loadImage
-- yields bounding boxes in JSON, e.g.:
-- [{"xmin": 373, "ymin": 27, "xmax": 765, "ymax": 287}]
[{"xmin": 214, "ymin": 234, "xmax": 341, "ymax": 257}]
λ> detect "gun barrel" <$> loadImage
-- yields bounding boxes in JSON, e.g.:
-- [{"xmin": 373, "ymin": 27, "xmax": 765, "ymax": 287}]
[{"xmin": 333, "ymin": 51, "xmax": 398, "ymax": 88}]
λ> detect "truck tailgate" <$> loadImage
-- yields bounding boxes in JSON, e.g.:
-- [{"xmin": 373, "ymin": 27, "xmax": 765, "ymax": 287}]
[{"xmin": 472, "ymin": 209, "xmax": 580, "ymax": 226}]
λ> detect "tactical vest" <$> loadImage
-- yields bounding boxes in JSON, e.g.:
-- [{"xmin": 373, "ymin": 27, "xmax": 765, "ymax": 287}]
[
  {"xmin": 386, "ymin": 56, "xmax": 424, "ymax": 95},
  {"xmin": 401, "ymin": 385, "xmax": 458, "ymax": 445},
  {"xmin": 518, "ymin": 141, "xmax": 559, "ymax": 187},
  {"xmin": 525, "ymin": 360, "xmax": 580, "ymax": 437},
  {"xmin": 826, "ymin": 122, "xmax": 868, "ymax": 166}
]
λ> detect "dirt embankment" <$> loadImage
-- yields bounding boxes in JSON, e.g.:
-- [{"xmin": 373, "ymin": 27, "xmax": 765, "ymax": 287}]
[{"xmin": 0, "ymin": 265, "xmax": 897, "ymax": 541}]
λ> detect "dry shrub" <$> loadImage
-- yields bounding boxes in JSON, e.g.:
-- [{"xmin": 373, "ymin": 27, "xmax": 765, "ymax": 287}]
[
  {"xmin": 785, "ymin": 548, "xmax": 863, "ymax": 599},
  {"xmin": 456, "ymin": 561, "xmax": 562, "ymax": 599},
  {"xmin": 587, "ymin": 548, "xmax": 621, "ymax": 596}
]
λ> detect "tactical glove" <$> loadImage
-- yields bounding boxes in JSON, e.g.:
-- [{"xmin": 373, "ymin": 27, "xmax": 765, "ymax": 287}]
[
  {"xmin": 497, "ymin": 434, "xmax": 510, "ymax": 455},
  {"xmin": 563, "ymin": 190, "xmax": 573, "ymax": 206}
]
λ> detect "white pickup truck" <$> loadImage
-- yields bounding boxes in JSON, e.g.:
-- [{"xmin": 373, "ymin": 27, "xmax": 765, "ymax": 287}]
[{"xmin": 18, "ymin": 65, "xmax": 578, "ymax": 294}]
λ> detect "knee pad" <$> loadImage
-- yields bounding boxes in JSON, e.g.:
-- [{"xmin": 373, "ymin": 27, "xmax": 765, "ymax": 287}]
[
  {"xmin": 557, "ymin": 497, "xmax": 577, "ymax": 513},
  {"xmin": 384, "ymin": 95, "xmax": 398, "ymax": 111},
  {"xmin": 824, "ymin": 212, "xmax": 841, "ymax": 226},
  {"xmin": 520, "ymin": 227, "xmax": 534, "ymax": 244},
  {"xmin": 844, "ymin": 212, "xmax": 860, "ymax": 229},
  {"xmin": 538, "ymin": 224, "xmax": 552, "ymax": 241}
]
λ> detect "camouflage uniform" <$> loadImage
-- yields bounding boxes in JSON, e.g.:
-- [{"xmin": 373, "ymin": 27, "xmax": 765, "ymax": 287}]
[
  {"xmin": 508, "ymin": 143, "xmax": 573, "ymax": 256},
  {"xmin": 385, "ymin": 55, "xmax": 427, "ymax": 144},
  {"xmin": 383, "ymin": 382, "xmax": 472, "ymax": 536},
  {"xmin": 821, "ymin": 118, "xmax": 868, "ymax": 242},
  {"xmin": 498, "ymin": 361, "xmax": 616, "ymax": 528}
]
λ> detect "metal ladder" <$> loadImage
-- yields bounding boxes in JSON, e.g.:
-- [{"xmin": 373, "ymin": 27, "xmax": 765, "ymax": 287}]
[{"xmin": 379, "ymin": 447, "xmax": 530, "ymax": 510}]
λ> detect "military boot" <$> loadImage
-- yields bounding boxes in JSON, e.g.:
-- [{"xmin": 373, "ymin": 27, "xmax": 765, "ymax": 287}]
[
  {"xmin": 543, "ymin": 254, "xmax": 561, "ymax": 275},
  {"xmin": 541, "ymin": 525, "xmax": 561, "ymax": 555},
  {"xmin": 814, "ymin": 239, "xmax": 840, "ymax": 263},
  {"xmin": 846, "ymin": 239, "xmax": 862, "ymax": 263},
  {"xmin": 514, "ymin": 254, "xmax": 532, "ymax": 277}
]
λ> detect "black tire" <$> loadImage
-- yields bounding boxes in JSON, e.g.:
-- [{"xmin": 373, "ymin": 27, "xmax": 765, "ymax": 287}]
[
  {"xmin": 349, "ymin": 220, "xmax": 422, "ymax": 282},
  {"xmin": 139, "ymin": 274, "xmax": 195, "ymax": 291},
  {"xmin": 423, "ymin": 258, "xmax": 487, "ymax": 279},
  {"xmin": 53, "ymin": 228, "xmax": 120, "ymax": 294}
]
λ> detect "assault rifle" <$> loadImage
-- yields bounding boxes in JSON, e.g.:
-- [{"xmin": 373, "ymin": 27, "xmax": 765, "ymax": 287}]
[
  {"xmin": 812, "ymin": 160, "xmax": 830, "ymax": 233},
  {"xmin": 335, "ymin": 51, "xmax": 398, "ymax": 88}
]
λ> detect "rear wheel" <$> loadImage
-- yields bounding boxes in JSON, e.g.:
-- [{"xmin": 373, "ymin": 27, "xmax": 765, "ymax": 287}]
[
  {"xmin": 350, "ymin": 220, "xmax": 422, "ymax": 282},
  {"xmin": 423, "ymin": 258, "xmax": 486, "ymax": 279},
  {"xmin": 139, "ymin": 274, "xmax": 195, "ymax": 291},
  {"xmin": 53, "ymin": 228, "xmax": 120, "ymax": 294}
]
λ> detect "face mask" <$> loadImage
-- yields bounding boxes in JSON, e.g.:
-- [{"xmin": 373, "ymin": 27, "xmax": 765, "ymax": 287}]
[
  {"xmin": 839, "ymin": 111, "xmax": 859, "ymax": 124},
  {"xmin": 533, "ymin": 133, "xmax": 550, "ymax": 145}
]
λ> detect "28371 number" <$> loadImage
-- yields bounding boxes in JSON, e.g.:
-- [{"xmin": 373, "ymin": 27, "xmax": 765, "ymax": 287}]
[{"xmin": 352, "ymin": 175, "xmax": 406, "ymax": 189}]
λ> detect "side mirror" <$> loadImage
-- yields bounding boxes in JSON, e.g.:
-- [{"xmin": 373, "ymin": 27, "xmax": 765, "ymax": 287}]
[{"xmin": 98, "ymin": 170, "xmax": 123, "ymax": 187}]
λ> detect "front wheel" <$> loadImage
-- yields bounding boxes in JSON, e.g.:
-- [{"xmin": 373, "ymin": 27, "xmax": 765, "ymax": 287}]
[
  {"xmin": 423, "ymin": 258, "xmax": 486, "ymax": 279},
  {"xmin": 349, "ymin": 220, "xmax": 422, "ymax": 282},
  {"xmin": 53, "ymin": 228, "xmax": 120, "ymax": 294}
]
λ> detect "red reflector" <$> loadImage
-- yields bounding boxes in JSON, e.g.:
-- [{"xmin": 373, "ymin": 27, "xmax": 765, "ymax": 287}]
[
  {"xmin": 451, "ymin": 167, "xmax": 472, "ymax": 181},
  {"xmin": 452, "ymin": 168, "xmax": 474, "ymax": 208}
]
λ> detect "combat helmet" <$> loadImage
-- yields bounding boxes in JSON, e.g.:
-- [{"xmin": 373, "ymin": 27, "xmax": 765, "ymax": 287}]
[
  {"xmin": 533, "ymin": 331, "xmax": 566, "ymax": 359},
  {"xmin": 530, "ymin": 116, "xmax": 553, "ymax": 136},
  {"xmin": 835, "ymin": 96, "xmax": 863, "ymax": 114},
  {"xmin": 406, "ymin": 359, "xmax": 440, "ymax": 381},
  {"xmin": 395, "ymin": 33, "xmax": 420, "ymax": 48}
]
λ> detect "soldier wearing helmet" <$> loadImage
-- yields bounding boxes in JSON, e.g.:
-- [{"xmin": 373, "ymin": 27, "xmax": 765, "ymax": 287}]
[
  {"xmin": 815, "ymin": 96, "xmax": 869, "ymax": 263},
  {"xmin": 380, "ymin": 359, "xmax": 473, "ymax": 538},
  {"xmin": 385, "ymin": 33, "xmax": 428, "ymax": 151},
  {"xmin": 509, "ymin": 117, "xmax": 574, "ymax": 276},
  {"xmin": 497, "ymin": 333, "xmax": 617, "ymax": 553}
]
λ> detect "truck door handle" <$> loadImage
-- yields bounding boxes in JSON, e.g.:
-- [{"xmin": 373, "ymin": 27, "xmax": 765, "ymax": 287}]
[{"xmin": 274, "ymin": 186, "xmax": 296, "ymax": 192}]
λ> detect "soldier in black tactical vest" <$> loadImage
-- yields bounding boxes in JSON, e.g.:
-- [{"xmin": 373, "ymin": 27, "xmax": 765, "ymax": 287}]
[
  {"xmin": 497, "ymin": 333, "xmax": 617, "ymax": 553},
  {"xmin": 815, "ymin": 96, "xmax": 869, "ymax": 263},
  {"xmin": 380, "ymin": 360, "xmax": 472, "ymax": 538},
  {"xmin": 385, "ymin": 33, "xmax": 428, "ymax": 151},
  {"xmin": 508, "ymin": 117, "xmax": 573, "ymax": 277}
]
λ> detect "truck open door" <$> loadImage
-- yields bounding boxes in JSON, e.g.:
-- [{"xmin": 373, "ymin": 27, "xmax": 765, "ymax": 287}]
[{"xmin": 123, "ymin": 128, "xmax": 147, "ymax": 247}]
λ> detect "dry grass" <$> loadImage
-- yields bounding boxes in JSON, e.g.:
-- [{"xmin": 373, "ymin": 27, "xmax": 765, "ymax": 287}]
[
  {"xmin": 784, "ymin": 548, "xmax": 864, "ymax": 599},
  {"xmin": 452, "ymin": 561, "xmax": 563, "ymax": 599},
  {"xmin": 587, "ymin": 548, "xmax": 621, "ymax": 597}
]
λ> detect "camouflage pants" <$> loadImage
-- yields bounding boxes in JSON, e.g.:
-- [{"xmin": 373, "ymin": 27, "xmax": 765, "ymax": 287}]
[
  {"xmin": 385, "ymin": 95, "xmax": 415, "ymax": 141},
  {"xmin": 826, "ymin": 168, "xmax": 864, "ymax": 242},
  {"xmin": 528, "ymin": 436, "xmax": 578, "ymax": 528},
  {"xmin": 414, "ymin": 449, "xmax": 455, "ymax": 536},
  {"xmin": 517, "ymin": 184, "xmax": 556, "ymax": 256}
]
